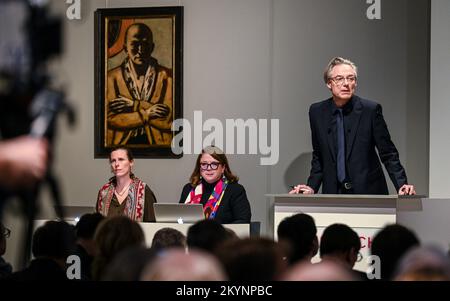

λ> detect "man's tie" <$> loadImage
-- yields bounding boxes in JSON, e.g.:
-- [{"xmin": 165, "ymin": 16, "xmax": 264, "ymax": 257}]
[{"xmin": 336, "ymin": 108, "xmax": 346, "ymax": 183}]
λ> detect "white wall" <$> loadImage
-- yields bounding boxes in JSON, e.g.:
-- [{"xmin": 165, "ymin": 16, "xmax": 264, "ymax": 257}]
[
  {"xmin": 47, "ymin": 0, "xmax": 272, "ymax": 219},
  {"xmin": 271, "ymin": 0, "xmax": 429, "ymax": 195},
  {"xmin": 430, "ymin": 0, "xmax": 450, "ymax": 197},
  {"xmin": 398, "ymin": 199, "xmax": 450, "ymax": 250}
]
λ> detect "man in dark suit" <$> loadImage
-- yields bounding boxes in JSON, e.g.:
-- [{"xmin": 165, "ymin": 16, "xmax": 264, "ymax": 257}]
[{"xmin": 290, "ymin": 57, "xmax": 415, "ymax": 195}]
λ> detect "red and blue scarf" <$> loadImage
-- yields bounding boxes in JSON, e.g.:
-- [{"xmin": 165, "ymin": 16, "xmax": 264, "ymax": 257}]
[{"xmin": 184, "ymin": 179, "xmax": 229, "ymax": 219}]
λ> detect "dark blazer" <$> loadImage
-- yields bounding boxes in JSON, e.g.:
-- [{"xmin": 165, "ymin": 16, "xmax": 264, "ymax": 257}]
[
  {"xmin": 307, "ymin": 95, "xmax": 408, "ymax": 194},
  {"xmin": 179, "ymin": 182, "xmax": 251, "ymax": 224}
]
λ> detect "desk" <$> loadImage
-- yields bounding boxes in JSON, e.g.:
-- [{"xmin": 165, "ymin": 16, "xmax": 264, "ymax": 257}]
[
  {"xmin": 34, "ymin": 220, "xmax": 250, "ymax": 247},
  {"xmin": 140, "ymin": 222, "xmax": 250, "ymax": 246}
]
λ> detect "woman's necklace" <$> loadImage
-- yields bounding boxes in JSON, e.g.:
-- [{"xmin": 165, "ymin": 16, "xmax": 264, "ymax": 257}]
[{"xmin": 115, "ymin": 181, "xmax": 131, "ymax": 197}]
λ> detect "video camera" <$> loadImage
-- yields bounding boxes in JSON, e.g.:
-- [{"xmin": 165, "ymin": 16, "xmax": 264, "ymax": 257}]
[{"xmin": 0, "ymin": 0, "xmax": 76, "ymax": 267}]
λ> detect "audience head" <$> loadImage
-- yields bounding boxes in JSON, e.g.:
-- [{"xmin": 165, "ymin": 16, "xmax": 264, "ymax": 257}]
[
  {"xmin": 187, "ymin": 219, "xmax": 230, "ymax": 254},
  {"xmin": 282, "ymin": 260, "xmax": 357, "ymax": 281},
  {"xmin": 75, "ymin": 213, "xmax": 104, "ymax": 240},
  {"xmin": 371, "ymin": 224, "xmax": 420, "ymax": 280},
  {"xmin": 32, "ymin": 220, "xmax": 76, "ymax": 265},
  {"xmin": 216, "ymin": 237, "xmax": 287, "ymax": 281},
  {"xmin": 102, "ymin": 246, "xmax": 157, "ymax": 281},
  {"xmin": 320, "ymin": 223, "xmax": 361, "ymax": 268},
  {"xmin": 151, "ymin": 227, "xmax": 186, "ymax": 252},
  {"xmin": 224, "ymin": 227, "xmax": 240, "ymax": 241},
  {"xmin": 393, "ymin": 245, "xmax": 450, "ymax": 281},
  {"xmin": 140, "ymin": 248, "xmax": 226, "ymax": 281},
  {"xmin": 92, "ymin": 216, "xmax": 145, "ymax": 280},
  {"xmin": 277, "ymin": 213, "xmax": 318, "ymax": 264}
]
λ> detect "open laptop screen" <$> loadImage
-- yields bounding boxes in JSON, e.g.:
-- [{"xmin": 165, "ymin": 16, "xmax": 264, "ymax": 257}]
[{"xmin": 153, "ymin": 203, "xmax": 205, "ymax": 224}]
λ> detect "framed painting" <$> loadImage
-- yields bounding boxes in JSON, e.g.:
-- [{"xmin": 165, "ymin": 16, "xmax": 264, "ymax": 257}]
[{"xmin": 94, "ymin": 6, "xmax": 183, "ymax": 158}]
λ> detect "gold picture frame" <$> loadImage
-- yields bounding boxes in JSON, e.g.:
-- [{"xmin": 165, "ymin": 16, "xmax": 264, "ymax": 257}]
[{"xmin": 94, "ymin": 6, "xmax": 183, "ymax": 158}]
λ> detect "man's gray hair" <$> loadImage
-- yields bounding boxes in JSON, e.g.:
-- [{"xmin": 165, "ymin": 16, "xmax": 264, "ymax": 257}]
[{"xmin": 323, "ymin": 57, "xmax": 358, "ymax": 83}]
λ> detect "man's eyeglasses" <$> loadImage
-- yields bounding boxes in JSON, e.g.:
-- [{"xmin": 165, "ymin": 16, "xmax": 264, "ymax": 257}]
[
  {"xmin": 330, "ymin": 75, "xmax": 357, "ymax": 86},
  {"xmin": 2, "ymin": 227, "xmax": 11, "ymax": 238},
  {"xmin": 200, "ymin": 162, "xmax": 221, "ymax": 170}
]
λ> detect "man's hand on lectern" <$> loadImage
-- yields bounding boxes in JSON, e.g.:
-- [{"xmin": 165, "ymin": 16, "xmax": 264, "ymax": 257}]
[
  {"xmin": 289, "ymin": 184, "xmax": 315, "ymax": 194},
  {"xmin": 398, "ymin": 184, "xmax": 416, "ymax": 195}
]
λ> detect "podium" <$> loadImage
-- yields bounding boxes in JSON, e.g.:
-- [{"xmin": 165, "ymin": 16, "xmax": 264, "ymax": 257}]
[{"xmin": 265, "ymin": 194, "xmax": 423, "ymax": 271}]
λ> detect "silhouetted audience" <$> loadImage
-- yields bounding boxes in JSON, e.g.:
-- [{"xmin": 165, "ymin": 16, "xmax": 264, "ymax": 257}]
[
  {"xmin": 7, "ymin": 221, "xmax": 76, "ymax": 281},
  {"xmin": 74, "ymin": 213, "xmax": 104, "ymax": 280},
  {"xmin": 140, "ymin": 248, "xmax": 226, "ymax": 281},
  {"xmin": 319, "ymin": 223, "xmax": 367, "ymax": 280},
  {"xmin": 393, "ymin": 245, "xmax": 450, "ymax": 281},
  {"xmin": 0, "ymin": 222, "xmax": 12, "ymax": 278},
  {"xmin": 216, "ymin": 237, "xmax": 287, "ymax": 281},
  {"xmin": 102, "ymin": 246, "xmax": 157, "ymax": 281},
  {"xmin": 151, "ymin": 227, "xmax": 186, "ymax": 252},
  {"xmin": 92, "ymin": 216, "xmax": 145, "ymax": 280},
  {"xmin": 224, "ymin": 227, "xmax": 240, "ymax": 242},
  {"xmin": 277, "ymin": 213, "xmax": 318, "ymax": 265},
  {"xmin": 282, "ymin": 260, "xmax": 357, "ymax": 281},
  {"xmin": 186, "ymin": 219, "xmax": 230, "ymax": 254},
  {"xmin": 371, "ymin": 224, "xmax": 420, "ymax": 280},
  {"xmin": 179, "ymin": 145, "xmax": 251, "ymax": 223}
]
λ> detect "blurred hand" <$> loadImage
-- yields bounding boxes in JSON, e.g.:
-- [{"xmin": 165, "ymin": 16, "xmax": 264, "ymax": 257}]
[
  {"xmin": 398, "ymin": 184, "xmax": 416, "ymax": 196},
  {"xmin": 0, "ymin": 136, "xmax": 48, "ymax": 189},
  {"xmin": 289, "ymin": 184, "xmax": 315, "ymax": 194}
]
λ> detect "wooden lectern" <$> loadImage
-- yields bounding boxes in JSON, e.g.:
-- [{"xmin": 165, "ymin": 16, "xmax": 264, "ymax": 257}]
[{"xmin": 265, "ymin": 194, "xmax": 423, "ymax": 271}]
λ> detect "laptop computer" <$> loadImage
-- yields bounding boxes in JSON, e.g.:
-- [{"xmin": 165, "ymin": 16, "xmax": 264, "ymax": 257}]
[{"xmin": 153, "ymin": 203, "xmax": 205, "ymax": 224}]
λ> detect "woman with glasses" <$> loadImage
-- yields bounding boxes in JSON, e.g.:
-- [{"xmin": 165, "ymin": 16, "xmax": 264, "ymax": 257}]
[
  {"xmin": 96, "ymin": 147, "xmax": 157, "ymax": 222},
  {"xmin": 179, "ymin": 146, "xmax": 251, "ymax": 224}
]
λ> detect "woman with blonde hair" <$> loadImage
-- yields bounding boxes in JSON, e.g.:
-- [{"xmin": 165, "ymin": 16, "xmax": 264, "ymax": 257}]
[{"xmin": 96, "ymin": 147, "xmax": 156, "ymax": 222}]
